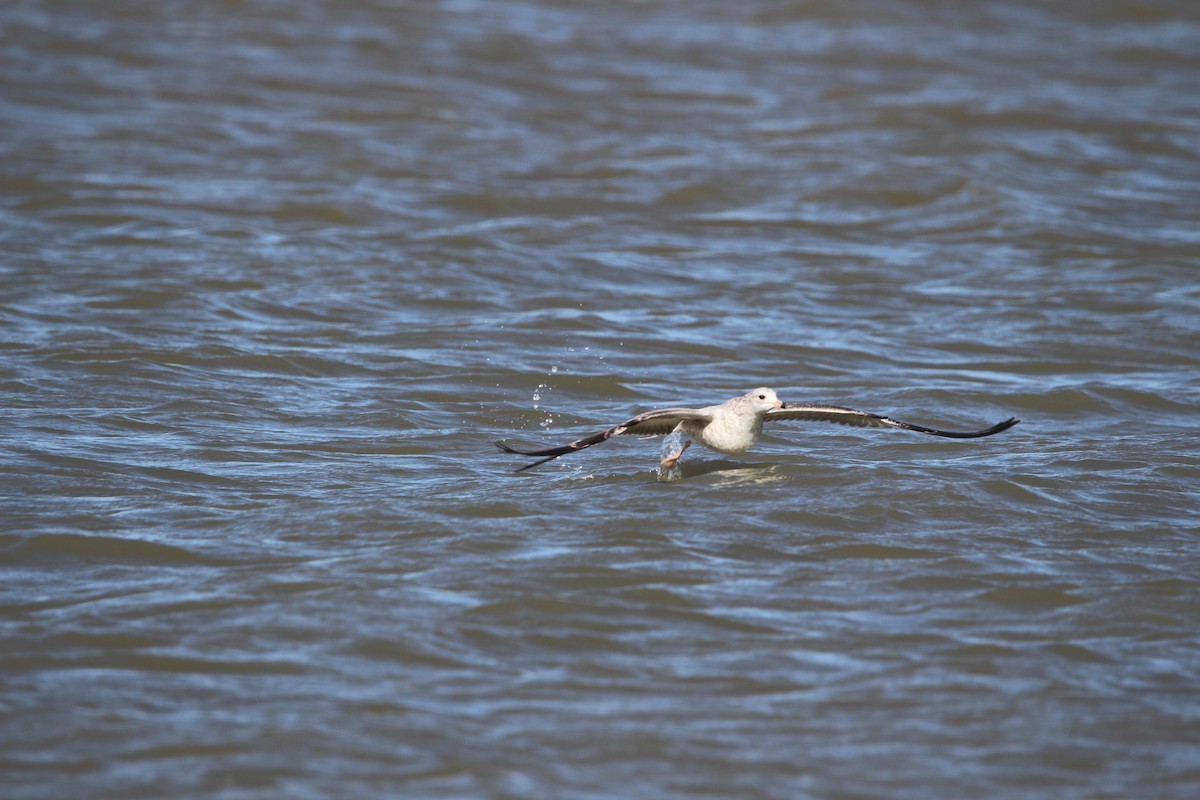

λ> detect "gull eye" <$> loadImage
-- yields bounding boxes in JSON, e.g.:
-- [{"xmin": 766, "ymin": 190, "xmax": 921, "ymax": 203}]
[{"xmin": 758, "ymin": 394, "xmax": 766, "ymax": 400}]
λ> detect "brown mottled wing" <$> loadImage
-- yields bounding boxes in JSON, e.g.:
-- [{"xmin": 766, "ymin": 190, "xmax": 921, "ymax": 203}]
[
  {"xmin": 496, "ymin": 407, "xmax": 712, "ymax": 471},
  {"xmin": 765, "ymin": 403, "xmax": 1020, "ymax": 438}
]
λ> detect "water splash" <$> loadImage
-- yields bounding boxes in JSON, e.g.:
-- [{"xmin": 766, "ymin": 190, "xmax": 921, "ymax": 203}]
[
  {"xmin": 533, "ymin": 365, "xmax": 559, "ymax": 428},
  {"xmin": 657, "ymin": 431, "xmax": 687, "ymax": 482}
]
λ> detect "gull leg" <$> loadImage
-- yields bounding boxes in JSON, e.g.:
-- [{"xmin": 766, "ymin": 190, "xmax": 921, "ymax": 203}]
[{"xmin": 660, "ymin": 440, "xmax": 691, "ymax": 470}]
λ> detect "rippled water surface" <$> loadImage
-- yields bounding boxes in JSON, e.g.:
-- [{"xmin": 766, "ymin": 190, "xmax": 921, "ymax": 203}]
[{"xmin": 3, "ymin": 1, "xmax": 1200, "ymax": 797}]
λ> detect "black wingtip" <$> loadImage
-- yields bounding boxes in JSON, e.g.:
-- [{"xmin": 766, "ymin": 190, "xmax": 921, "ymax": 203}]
[
  {"xmin": 496, "ymin": 441, "xmax": 560, "ymax": 471},
  {"xmin": 996, "ymin": 417, "xmax": 1021, "ymax": 433},
  {"xmin": 889, "ymin": 414, "xmax": 1022, "ymax": 439},
  {"xmin": 966, "ymin": 416, "xmax": 1020, "ymax": 437}
]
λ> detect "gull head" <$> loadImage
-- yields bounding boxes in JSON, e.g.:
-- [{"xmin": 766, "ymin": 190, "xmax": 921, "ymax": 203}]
[{"xmin": 746, "ymin": 387, "xmax": 783, "ymax": 412}]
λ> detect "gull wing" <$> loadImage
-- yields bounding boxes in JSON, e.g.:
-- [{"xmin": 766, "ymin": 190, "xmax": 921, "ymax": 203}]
[
  {"xmin": 497, "ymin": 406, "xmax": 712, "ymax": 471},
  {"xmin": 765, "ymin": 403, "xmax": 1019, "ymax": 439}
]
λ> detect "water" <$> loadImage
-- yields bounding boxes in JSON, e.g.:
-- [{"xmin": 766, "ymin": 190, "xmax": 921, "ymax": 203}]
[{"xmin": 3, "ymin": 1, "xmax": 1199, "ymax": 797}]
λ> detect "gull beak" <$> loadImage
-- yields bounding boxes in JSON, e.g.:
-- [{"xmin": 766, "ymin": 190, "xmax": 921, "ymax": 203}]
[{"xmin": 774, "ymin": 399, "xmax": 783, "ymax": 408}]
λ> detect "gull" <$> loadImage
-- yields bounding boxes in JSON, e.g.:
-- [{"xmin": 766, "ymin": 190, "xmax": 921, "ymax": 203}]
[{"xmin": 496, "ymin": 387, "xmax": 1019, "ymax": 471}]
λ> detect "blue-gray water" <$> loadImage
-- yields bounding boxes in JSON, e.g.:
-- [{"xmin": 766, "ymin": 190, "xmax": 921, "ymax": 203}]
[{"xmin": 3, "ymin": 1, "xmax": 1199, "ymax": 798}]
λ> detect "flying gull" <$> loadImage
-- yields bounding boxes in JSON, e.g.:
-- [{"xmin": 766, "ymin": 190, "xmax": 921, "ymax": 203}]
[{"xmin": 497, "ymin": 387, "xmax": 1019, "ymax": 471}]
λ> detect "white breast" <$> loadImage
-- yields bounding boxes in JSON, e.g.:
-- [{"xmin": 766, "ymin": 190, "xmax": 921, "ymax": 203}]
[{"xmin": 682, "ymin": 408, "xmax": 763, "ymax": 454}]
